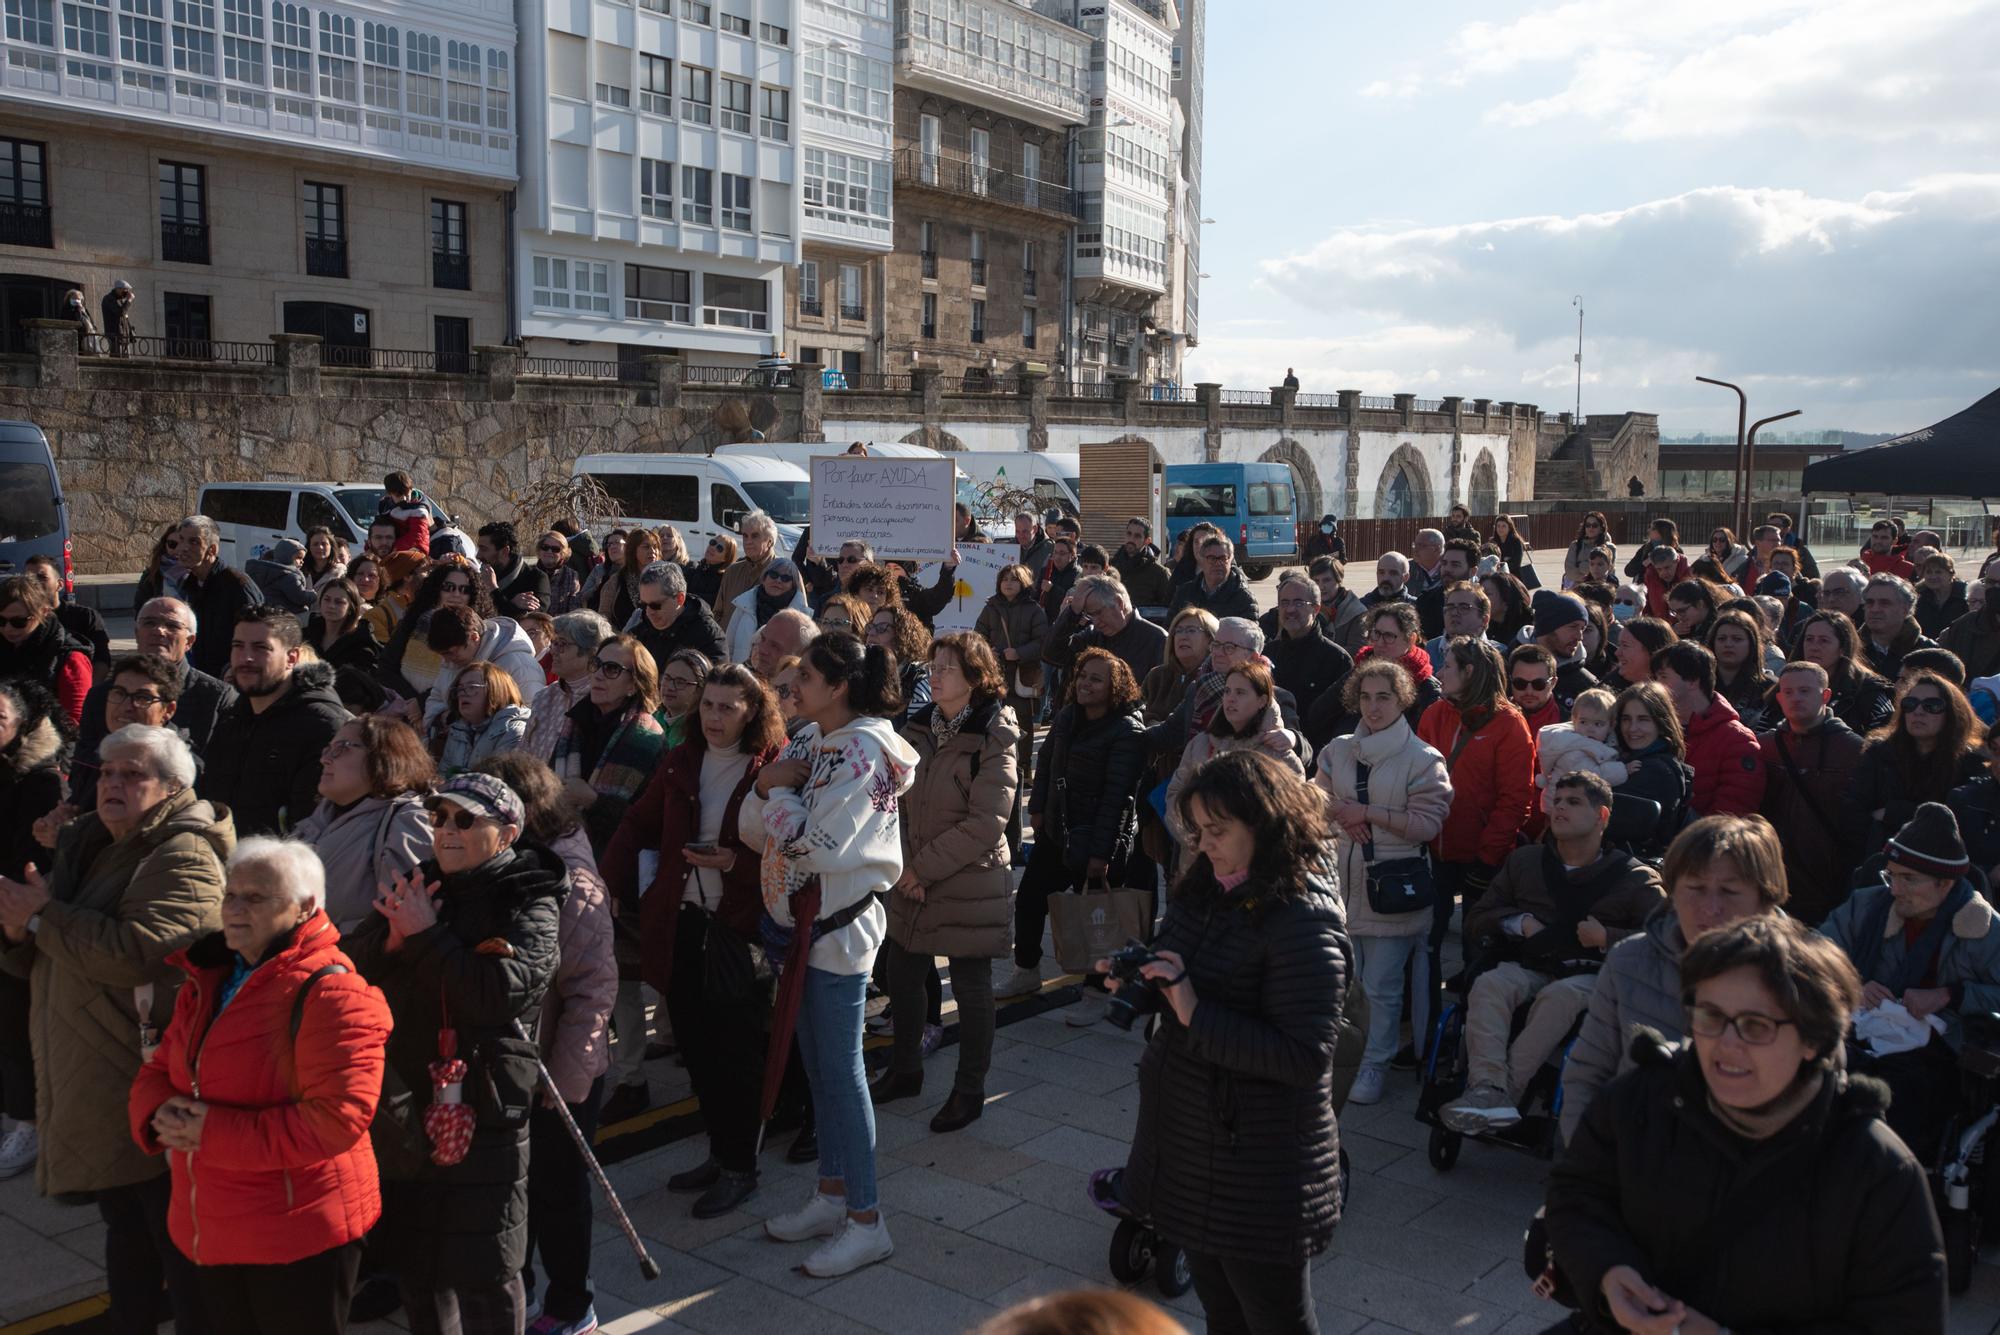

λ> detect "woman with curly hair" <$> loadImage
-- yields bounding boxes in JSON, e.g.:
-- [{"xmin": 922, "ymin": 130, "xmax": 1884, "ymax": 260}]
[
  {"xmin": 380, "ymin": 556, "xmax": 496, "ymax": 703},
  {"xmin": 864, "ymin": 604, "xmax": 932, "ymax": 727},
  {"xmin": 597, "ymin": 528, "xmax": 661, "ymax": 630}
]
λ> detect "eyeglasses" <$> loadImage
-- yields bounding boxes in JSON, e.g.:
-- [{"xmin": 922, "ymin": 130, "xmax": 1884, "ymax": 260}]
[
  {"xmin": 593, "ymin": 658, "xmax": 631, "ymax": 679},
  {"xmin": 707, "ymin": 540, "xmax": 726, "ymax": 551},
  {"xmin": 664, "ymin": 674, "xmax": 703, "ymax": 690},
  {"xmin": 457, "ymin": 680, "xmax": 488, "ymax": 694},
  {"xmin": 839, "ymin": 555, "xmax": 864, "ymax": 566},
  {"xmin": 322, "ymin": 738, "xmax": 365, "ymax": 757},
  {"xmin": 0, "ymin": 615, "xmax": 34, "ymax": 630},
  {"xmin": 428, "ymin": 808, "xmax": 487, "ymax": 831},
  {"xmin": 640, "ymin": 600, "xmax": 668, "ymax": 613},
  {"xmin": 107, "ymin": 686, "xmax": 168, "ymax": 709},
  {"xmin": 1686, "ymin": 1001, "xmax": 1794, "ymax": 1046},
  {"xmin": 1903, "ymin": 696, "xmax": 1949, "ymax": 715},
  {"xmin": 1510, "ymin": 676, "xmax": 1552, "ymax": 692},
  {"xmin": 1215, "ymin": 640, "xmax": 1255, "ymax": 654},
  {"xmin": 1277, "ymin": 597, "xmax": 1315, "ymax": 610},
  {"xmin": 1445, "ymin": 601, "xmax": 1483, "ymax": 613},
  {"xmin": 929, "ymin": 660, "xmax": 962, "ymax": 675}
]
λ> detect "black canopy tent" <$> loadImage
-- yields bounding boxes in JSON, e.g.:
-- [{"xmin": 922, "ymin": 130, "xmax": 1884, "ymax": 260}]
[{"xmin": 1801, "ymin": 387, "xmax": 2000, "ymax": 497}]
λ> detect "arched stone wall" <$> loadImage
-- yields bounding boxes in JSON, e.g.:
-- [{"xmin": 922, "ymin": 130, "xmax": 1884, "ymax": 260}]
[
  {"xmin": 1259, "ymin": 437, "xmax": 1325, "ymax": 520},
  {"xmin": 899, "ymin": 427, "xmax": 966, "ymax": 451},
  {"xmin": 1373, "ymin": 443, "xmax": 1435, "ymax": 520},
  {"xmin": 1468, "ymin": 449, "xmax": 1499, "ymax": 514}
]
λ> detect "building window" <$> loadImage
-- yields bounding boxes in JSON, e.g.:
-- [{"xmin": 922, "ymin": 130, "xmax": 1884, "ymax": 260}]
[
  {"xmin": 164, "ymin": 291, "xmax": 211, "ymax": 348},
  {"xmin": 758, "ymin": 20, "xmax": 785, "ymax": 43},
  {"xmin": 719, "ymin": 7, "xmax": 748, "ymax": 34},
  {"xmin": 485, "ymin": 48, "xmax": 509, "ymax": 146},
  {"xmin": 969, "ymin": 229, "xmax": 986, "ymax": 286},
  {"xmin": 433, "ymin": 315, "xmax": 470, "ymax": 373},
  {"xmin": 921, "ymin": 293, "xmax": 936, "ymax": 340},
  {"xmin": 919, "ymin": 220, "xmax": 937, "ymax": 278},
  {"xmin": 530, "ymin": 255, "xmax": 610, "ymax": 314},
  {"xmin": 594, "ymin": 79, "xmax": 628, "ymax": 106},
  {"xmin": 801, "ymin": 43, "xmax": 889, "ymax": 121},
  {"xmin": 702, "ymin": 273, "xmax": 767, "ymax": 330},
  {"xmin": 119, "ymin": 0, "xmax": 165, "ymax": 67},
  {"xmin": 316, "ymin": 11, "xmax": 355, "ymax": 104},
  {"xmin": 758, "ymin": 85, "xmax": 788, "ymax": 140},
  {"xmin": 681, "ymin": 0, "xmax": 709, "ymax": 21},
  {"xmin": 0, "ymin": 138, "xmax": 51, "ymax": 248},
  {"xmin": 302, "ymin": 181, "xmax": 346, "ymax": 277},
  {"xmin": 640, "ymin": 158, "xmax": 673, "ymax": 219},
  {"xmin": 430, "ymin": 198, "xmax": 468, "ymax": 289},
  {"xmin": 158, "ymin": 159, "xmax": 207, "ymax": 263},
  {"xmin": 1021, "ymin": 305, "xmax": 1036, "ymax": 350},
  {"xmin": 624, "ymin": 263, "xmax": 690, "ymax": 322},
  {"xmin": 720, "ymin": 172, "xmax": 751, "ymax": 231},
  {"xmin": 1023, "ymin": 241, "xmax": 1038, "ymax": 296},
  {"xmin": 680, "ymin": 165, "xmax": 711, "ymax": 225},
  {"xmin": 719, "ymin": 75, "xmax": 750, "ymax": 132},
  {"xmin": 802, "ymin": 148, "xmax": 889, "ymax": 234},
  {"xmin": 798, "ymin": 259, "xmax": 821, "ymax": 317},
  {"xmin": 220, "ymin": 0, "xmax": 263, "ymax": 86},
  {"xmin": 838, "ymin": 264, "xmax": 862, "ymax": 320},
  {"xmin": 639, "ymin": 53, "xmax": 670, "ymax": 113},
  {"xmin": 971, "ymin": 299, "xmax": 985, "ymax": 344},
  {"xmin": 679, "ymin": 63, "xmax": 711, "ymax": 122},
  {"xmin": 8, "ymin": 0, "xmax": 56, "ymax": 47},
  {"xmin": 405, "ymin": 30, "xmax": 440, "ymax": 122}
]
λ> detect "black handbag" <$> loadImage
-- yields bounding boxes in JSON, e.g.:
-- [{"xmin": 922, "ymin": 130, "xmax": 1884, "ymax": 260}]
[{"xmin": 1356, "ymin": 761, "xmax": 1437, "ymax": 916}]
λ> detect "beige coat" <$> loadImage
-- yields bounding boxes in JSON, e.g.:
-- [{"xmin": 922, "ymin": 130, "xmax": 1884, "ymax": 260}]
[
  {"xmin": 887, "ymin": 700, "xmax": 1021, "ymax": 960},
  {"xmin": 1313, "ymin": 717, "xmax": 1451, "ymax": 938},
  {"xmin": 1164, "ymin": 700, "xmax": 1304, "ymax": 845},
  {"xmin": 0, "ymin": 788, "xmax": 230, "ymax": 1195}
]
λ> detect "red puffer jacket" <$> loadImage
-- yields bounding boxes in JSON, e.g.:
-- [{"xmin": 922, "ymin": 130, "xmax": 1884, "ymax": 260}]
[
  {"xmin": 1682, "ymin": 692, "xmax": 1767, "ymax": 817},
  {"xmin": 1642, "ymin": 556, "xmax": 1692, "ymax": 617},
  {"xmin": 129, "ymin": 911, "xmax": 391, "ymax": 1267},
  {"xmin": 1416, "ymin": 697, "xmax": 1536, "ymax": 867}
]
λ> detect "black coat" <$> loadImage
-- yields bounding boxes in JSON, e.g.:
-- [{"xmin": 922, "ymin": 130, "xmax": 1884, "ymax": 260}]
[
  {"xmin": 1266, "ymin": 623, "xmax": 1353, "ymax": 752},
  {"xmin": 490, "ymin": 557, "xmax": 551, "ymax": 623},
  {"xmin": 1846, "ymin": 738, "xmax": 1986, "ymax": 860},
  {"xmin": 1122, "ymin": 868, "xmax": 1352, "ymax": 1265},
  {"xmin": 1950, "ymin": 774, "xmax": 2000, "ymax": 879},
  {"xmin": 198, "ymin": 660, "xmax": 349, "ymax": 836},
  {"xmin": 0, "ymin": 615, "xmax": 89, "ymax": 699},
  {"xmin": 1546, "ymin": 1034, "xmax": 1944, "ymax": 1335},
  {"xmin": 0, "ymin": 716, "xmax": 65, "ymax": 880},
  {"xmin": 1043, "ymin": 608, "xmax": 1168, "ymax": 684},
  {"xmin": 1915, "ymin": 580, "xmax": 1969, "ymax": 640},
  {"xmin": 685, "ymin": 560, "xmax": 725, "ymax": 610},
  {"xmin": 180, "ymin": 563, "xmax": 264, "ymax": 678},
  {"xmin": 1612, "ymin": 745, "xmax": 1693, "ymax": 852},
  {"xmin": 344, "ymin": 843, "xmax": 566, "ymax": 1288},
  {"xmin": 1040, "ymin": 562, "xmax": 1079, "ymax": 625},
  {"xmin": 634, "ymin": 600, "xmax": 727, "ymax": 668},
  {"xmin": 1829, "ymin": 668, "xmax": 1894, "ymax": 738},
  {"xmin": 70, "ymin": 658, "xmax": 236, "ymax": 810},
  {"xmin": 55, "ymin": 602, "xmax": 112, "ymax": 672},
  {"xmin": 1112, "ymin": 545, "xmax": 1176, "ymax": 609},
  {"xmin": 1169, "ymin": 570, "xmax": 1259, "ymax": 622},
  {"xmin": 1029, "ymin": 703, "xmax": 1145, "ymax": 869},
  {"xmin": 307, "ymin": 620, "xmax": 382, "ymax": 676}
]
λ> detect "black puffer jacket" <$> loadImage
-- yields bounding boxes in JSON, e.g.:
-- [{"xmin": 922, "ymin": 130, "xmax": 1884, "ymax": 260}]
[
  {"xmin": 1828, "ymin": 668, "xmax": 1894, "ymax": 738},
  {"xmin": 1266, "ymin": 623, "xmax": 1353, "ymax": 753},
  {"xmin": 1122, "ymin": 867, "xmax": 1352, "ymax": 1265},
  {"xmin": 344, "ymin": 842, "xmax": 567, "ymax": 1289},
  {"xmin": 198, "ymin": 660, "xmax": 350, "ymax": 836},
  {"xmin": 1169, "ymin": 569, "xmax": 1259, "ymax": 622},
  {"xmin": 1547, "ymin": 1032, "xmax": 1944, "ymax": 1335},
  {"xmin": 1028, "ymin": 703, "xmax": 1145, "ymax": 872},
  {"xmin": 179, "ymin": 563, "xmax": 264, "ymax": 678}
]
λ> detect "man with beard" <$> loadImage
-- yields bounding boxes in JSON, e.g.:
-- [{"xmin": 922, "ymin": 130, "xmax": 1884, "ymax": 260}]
[
  {"xmin": 1529, "ymin": 589, "xmax": 1600, "ymax": 720},
  {"xmin": 199, "ymin": 604, "xmax": 348, "ymax": 836},
  {"xmin": 1416, "ymin": 538, "xmax": 1480, "ymax": 640},
  {"xmin": 1111, "ymin": 517, "xmax": 1175, "ymax": 611},
  {"xmin": 1361, "ymin": 551, "xmax": 1416, "ymax": 617},
  {"xmin": 172, "ymin": 515, "xmax": 264, "ymax": 678},
  {"xmin": 477, "ymin": 521, "xmax": 550, "ymax": 621}
]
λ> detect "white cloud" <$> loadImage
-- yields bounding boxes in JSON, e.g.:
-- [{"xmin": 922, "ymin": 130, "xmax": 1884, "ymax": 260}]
[{"xmin": 1187, "ymin": 176, "xmax": 2000, "ymax": 431}]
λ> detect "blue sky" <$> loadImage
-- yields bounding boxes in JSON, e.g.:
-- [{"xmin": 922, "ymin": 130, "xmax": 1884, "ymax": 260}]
[{"xmin": 1182, "ymin": 0, "xmax": 2000, "ymax": 434}]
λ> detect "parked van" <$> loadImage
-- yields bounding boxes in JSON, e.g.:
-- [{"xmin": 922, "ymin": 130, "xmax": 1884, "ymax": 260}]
[
  {"xmin": 572, "ymin": 453, "xmax": 810, "ymax": 554},
  {"xmin": 196, "ymin": 482, "xmax": 457, "ymax": 568},
  {"xmin": 1162, "ymin": 462, "xmax": 1298, "ymax": 579},
  {"xmin": 0, "ymin": 421, "xmax": 69, "ymax": 589}
]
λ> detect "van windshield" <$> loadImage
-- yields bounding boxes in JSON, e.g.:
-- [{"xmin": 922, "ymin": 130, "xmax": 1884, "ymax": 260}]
[
  {"xmin": 0, "ymin": 461, "xmax": 60, "ymax": 542},
  {"xmin": 742, "ymin": 480, "xmax": 810, "ymax": 524},
  {"xmin": 1167, "ymin": 483, "xmax": 1235, "ymax": 517}
]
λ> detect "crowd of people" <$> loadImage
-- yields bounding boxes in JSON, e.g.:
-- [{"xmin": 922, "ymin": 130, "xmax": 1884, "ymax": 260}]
[{"xmin": 0, "ymin": 478, "xmax": 1997, "ymax": 1335}]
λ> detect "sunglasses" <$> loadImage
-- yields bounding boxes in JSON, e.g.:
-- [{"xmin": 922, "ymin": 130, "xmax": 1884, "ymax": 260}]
[
  {"xmin": 1510, "ymin": 676, "xmax": 1552, "ymax": 691},
  {"xmin": 640, "ymin": 600, "xmax": 668, "ymax": 612},
  {"xmin": 593, "ymin": 658, "xmax": 630, "ymax": 678},
  {"xmin": 538, "ymin": 543, "xmax": 564, "ymax": 553},
  {"xmin": 707, "ymin": 540, "xmax": 726, "ymax": 550},
  {"xmin": 428, "ymin": 807, "xmax": 487, "ymax": 831},
  {"xmin": 1903, "ymin": 696, "xmax": 1948, "ymax": 715},
  {"xmin": 0, "ymin": 615, "xmax": 34, "ymax": 629}
]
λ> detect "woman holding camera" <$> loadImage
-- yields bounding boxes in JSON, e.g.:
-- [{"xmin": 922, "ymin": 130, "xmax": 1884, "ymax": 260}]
[
  {"xmin": 1546, "ymin": 914, "xmax": 1944, "ymax": 1335},
  {"xmin": 1113, "ymin": 750, "xmax": 1352, "ymax": 1335}
]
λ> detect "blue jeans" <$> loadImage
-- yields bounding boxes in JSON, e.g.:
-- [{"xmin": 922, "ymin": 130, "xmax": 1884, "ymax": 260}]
[
  {"xmin": 1356, "ymin": 934, "xmax": 1422, "ymax": 1068},
  {"xmin": 795, "ymin": 966, "xmax": 879, "ymax": 1213}
]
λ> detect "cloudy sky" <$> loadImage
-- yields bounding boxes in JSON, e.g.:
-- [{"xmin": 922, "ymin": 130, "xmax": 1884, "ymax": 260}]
[{"xmin": 1183, "ymin": 0, "xmax": 2000, "ymax": 435}]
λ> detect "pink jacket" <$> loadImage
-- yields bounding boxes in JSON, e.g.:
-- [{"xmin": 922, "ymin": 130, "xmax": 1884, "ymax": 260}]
[{"xmin": 539, "ymin": 827, "xmax": 618, "ymax": 1104}]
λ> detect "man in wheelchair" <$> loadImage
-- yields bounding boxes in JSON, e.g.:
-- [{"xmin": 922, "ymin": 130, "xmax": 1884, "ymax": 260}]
[
  {"xmin": 1822, "ymin": 802, "xmax": 2000, "ymax": 1157},
  {"xmin": 1442, "ymin": 772, "xmax": 1666, "ymax": 1133}
]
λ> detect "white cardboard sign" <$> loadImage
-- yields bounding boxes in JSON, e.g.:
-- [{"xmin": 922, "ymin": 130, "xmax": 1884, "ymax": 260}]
[
  {"xmin": 931, "ymin": 543, "xmax": 1025, "ymax": 633},
  {"xmin": 810, "ymin": 456, "xmax": 956, "ymax": 561}
]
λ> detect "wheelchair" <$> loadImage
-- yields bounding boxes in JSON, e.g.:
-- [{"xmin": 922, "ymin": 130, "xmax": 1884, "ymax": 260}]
[
  {"xmin": 1416, "ymin": 984, "xmax": 1581, "ymax": 1171},
  {"xmin": 1935, "ymin": 1011, "xmax": 2000, "ymax": 1293}
]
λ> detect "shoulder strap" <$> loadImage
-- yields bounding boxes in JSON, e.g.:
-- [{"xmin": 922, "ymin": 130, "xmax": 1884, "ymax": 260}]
[
  {"xmin": 1355, "ymin": 761, "xmax": 1375, "ymax": 861},
  {"xmin": 290, "ymin": 964, "xmax": 348, "ymax": 1042},
  {"xmin": 1772, "ymin": 730, "xmax": 1845, "ymax": 845}
]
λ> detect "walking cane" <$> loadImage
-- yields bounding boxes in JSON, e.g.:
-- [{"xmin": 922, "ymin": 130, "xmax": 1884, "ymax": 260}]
[{"xmin": 512, "ymin": 1022, "xmax": 661, "ymax": 1282}]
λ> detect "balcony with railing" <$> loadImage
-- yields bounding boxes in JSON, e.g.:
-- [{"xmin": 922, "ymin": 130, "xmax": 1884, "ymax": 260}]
[
  {"xmin": 432, "ymin": 250, "xmax": 470, "ymax": 290},
  {"xmin": 161, "ymin": 220, "xmax": 209, "ymax": 264},
  {"xmin": 894, "ymin": 147, "xmax": 1075, "ymax": 219},
  {"xmin": 305, "ymin": 236, "xmax": 347, "ymax": 279},
  {"xmin": 970, "ymin": 258, "xmax": 987, "ymax": 287},
  {"xmin": 0, "ymin": 200, "xmax": 52, "ymax": 248},
  {"xmin": 894, "ymin": 22, "xmax": 1090, "ymax": 129},
  {"xmin": 800, "ymin": 290, "xmax": 823, "ymax": 318},
  {"xmin": 920, "ymin": 250, "xmax": 937, "ymax": 279},
  {"xmin": 839, "ymin": 302, "xmax": 865, "ymax": 322}
]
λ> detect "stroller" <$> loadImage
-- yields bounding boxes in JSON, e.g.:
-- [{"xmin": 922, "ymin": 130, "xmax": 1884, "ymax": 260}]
[{"xmin": 1935, "ymin": 1010, "xmax": 2000, "ymax": 1293}]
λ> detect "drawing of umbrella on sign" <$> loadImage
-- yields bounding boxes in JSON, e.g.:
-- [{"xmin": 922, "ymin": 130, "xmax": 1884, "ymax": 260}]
[{"xmin": 954, "ymin": 576, "xmax": 974, "ymax": 611}]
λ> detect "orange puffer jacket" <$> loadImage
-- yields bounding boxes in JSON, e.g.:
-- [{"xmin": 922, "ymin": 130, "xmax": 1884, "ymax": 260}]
[{"xmin": 129, "ymin": 911, "xmax": 392, "ymax": 1267}]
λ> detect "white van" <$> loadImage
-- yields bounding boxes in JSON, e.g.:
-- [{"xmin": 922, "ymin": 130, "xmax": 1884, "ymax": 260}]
[
  {"xmin": 572, "ymin": 453, "xmax": 811, "ymax": 554},
  {"xmin": 195, "ymin": 481, "xmax": 457, "ymax": 568}
]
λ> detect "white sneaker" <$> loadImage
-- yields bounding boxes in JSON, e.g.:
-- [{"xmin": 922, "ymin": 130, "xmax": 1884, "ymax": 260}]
[
  {"xmin": 803, "ymin": 1214, "xmax": 894, "ymax": 1278},
  {"xmin": 1348, "ymin": 1065, "xmax": 1386, "ymax": 1106},
  {"xmin": 765, "ymin": 1191, "xmax": 846, "ymax": 1243},
  {"xmin": 995, "ymin": 964, "xmax": 1043, "ymax": 999},
  {"xmin": 1064, "ymin": 992, "xmax": 1107, "ymax": 1027},
  {"xmin": 0, "ymin": 1123, "xmax": 36, "ymax": 1179}
]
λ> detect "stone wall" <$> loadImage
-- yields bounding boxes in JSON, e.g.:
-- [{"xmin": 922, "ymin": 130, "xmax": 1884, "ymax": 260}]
[{"xmin": 6, "ymin": 327, "xmax": 1567, "ymax": 571}]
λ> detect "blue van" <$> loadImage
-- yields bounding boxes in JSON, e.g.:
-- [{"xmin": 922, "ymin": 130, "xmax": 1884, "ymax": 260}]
[
  {"xmin": 0, "ymin": 421, "xmax": 69, "ymax": 590},
  {"xmin": 1163, "ymin": 462, "xmax": 1297, "ymax": 579}
]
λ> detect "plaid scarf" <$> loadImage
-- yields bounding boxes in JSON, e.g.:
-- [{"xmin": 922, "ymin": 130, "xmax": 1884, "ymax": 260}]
[{"xmin": 554, "ymin": 701, "xmax": 666, "ymax": 851}]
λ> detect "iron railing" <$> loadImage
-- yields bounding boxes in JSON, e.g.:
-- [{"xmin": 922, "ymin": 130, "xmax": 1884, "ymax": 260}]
[
  {"xmin": 161, "ymin": 220, "xmax": 209, "ymax": 264},
  {"xmin": 919, "ymin": 249, "xmax": 937, "ymax": 278},
  {"xmin": 1049, "ymin": 380, "xmax": 1117, "ymax": 400},
  {"xmin": 305, "ymin": 237, "xmax": 347, "ymax": 279},
  {"xmin": 951, "ymin": 375, "xmax": 1021, "ymax": 395},
  {"xmin": 1296, "ymin": 392, "xmax": 1341, "ymax": 408},
  {"xmin": 683, "ymin": 364, "xmax": 754, "ymax": 385},
  {"xmin": 1358, "ymin": 395, "xmax": 1396, "ymax": 410},
  {"xmin": 1413, "ymin": 398, "xmax": 1444, "ymax": 412},
  {"xmin": 1221, "ymin": 388, "xmax": 1271, "ymax": 405},
  {"xmin": 521, "ymin": 357, "xmax": 621, "ymax": 378},
  {"xmin": 432, "ymin": 251, "xmax": 470, "ymax": 290},
  {"xmin": 323, "ymin": 346, "xmax": 437, "ymax": 371},
  {"xmin": 826, "ymin": 373, "xmax": 913, "ymax": 393},
  {"xmin": 893, "ymin": 146, "xmax": 1076, "ymax": 217},
  {"xmin": 0, "ymin": 200, "xmax": 52, "ymax": 248},
  {"xmin": 80, "ymin": 334, "xmax": 274, "ymax": 363}
]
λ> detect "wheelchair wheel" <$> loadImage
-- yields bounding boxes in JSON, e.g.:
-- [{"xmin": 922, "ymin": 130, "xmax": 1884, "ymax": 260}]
[
  {"xmin": 1155, "ymin": 1243, "xmax": 1193, "ymax": 1298},
  {"xmin": 1428, "ymin": 1122, "xmax": 1462, "ymax": 1171},
  {"xmin": 1109, "ymin": 1218, "xmax": 1154, "ymax": 1284},
  {"xmin": 1943, "ymin": 1206, "xmax": 1978, "ymax": 1295},
  {"xmin": 1338, "ymin": 1145, "xmax": 1353, "ymax": 1213}
]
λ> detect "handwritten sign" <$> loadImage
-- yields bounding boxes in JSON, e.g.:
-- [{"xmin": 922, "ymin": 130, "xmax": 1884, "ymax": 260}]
[
  {"xmin": 932, "ymin": 543, "xmax": 1023, "ymax": 633},
  {"xmin": 810, "ymin": 457, "xmax": 956, "ymax": 561}
]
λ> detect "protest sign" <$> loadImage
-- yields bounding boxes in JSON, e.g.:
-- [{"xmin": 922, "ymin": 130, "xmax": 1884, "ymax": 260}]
[
  {"xmin": 810, "ymin": 456, "xmax": 955, "ymax": 561},
  {"xmin": 932, "ymin": 542, "xmax": 1020, "ymax": 633}
]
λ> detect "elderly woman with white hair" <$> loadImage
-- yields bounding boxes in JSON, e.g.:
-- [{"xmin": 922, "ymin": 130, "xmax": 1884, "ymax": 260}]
[
  {"xmin": 0, "ymin": 723, "xmax": 230, "ymax": 1334},
  {"xmin": 130, "ymin": 836, "xmax": 392, "ymax": 1335}
]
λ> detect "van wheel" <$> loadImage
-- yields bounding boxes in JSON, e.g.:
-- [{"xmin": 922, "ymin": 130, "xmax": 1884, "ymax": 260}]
[{"xmin": 1243, "ymin": 561, "xmax": 1274, "ymax": 581}]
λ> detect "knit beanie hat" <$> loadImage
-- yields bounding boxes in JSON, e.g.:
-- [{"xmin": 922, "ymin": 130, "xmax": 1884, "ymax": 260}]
[
  {"xmin": 1756, "ymin": 571, "xmax": 1793, "ymax": 599},
  {"xmin": 1530, "ymin": 589, "xmax": 1587, "ymax": 636},
  {"xmin": 1886, "ymin": 802, "xmax": 1970, "ymax": 880}
]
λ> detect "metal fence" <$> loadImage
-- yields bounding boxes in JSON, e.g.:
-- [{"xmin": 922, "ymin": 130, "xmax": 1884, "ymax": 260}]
[
  {"xmin": 1296, "ymin": 392, "xmax": 1341, "ymax": 408},
  {"xmin": 682, "ymin": 365, "xmax": 755, "ymax": 385},
  {"xmin": 1357, "ymin": 395, "xmax": 1396, "ymax": 411},
  {"xmin": 522, "ymin": 357, "xmax": 621, "ymax": 380},
  {"xmin": 827, "ymin": 373, "xmax": 914, "ymax": 393},
  {"xmin": 79, "ymin": 334, "xmax": 275, "ymax": 364},
  {"xmin": 1047, "ymin": 380, "xmax": 1117, "ymax": 400},
  {"xmin": 1220, "ymin": 388, "xmax": 1271, "ymax": 406}
]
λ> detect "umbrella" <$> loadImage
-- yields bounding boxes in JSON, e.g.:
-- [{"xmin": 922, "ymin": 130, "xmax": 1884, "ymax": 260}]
[{"xmin": 755, "ymin": 875, "xmax": 821, "ymax": 1154}]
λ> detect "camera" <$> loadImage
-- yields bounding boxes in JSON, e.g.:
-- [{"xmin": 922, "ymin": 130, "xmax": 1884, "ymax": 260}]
[{"xmin": 1103, "ymin": 941, "xmax": 1164, "ymax": 1032}]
